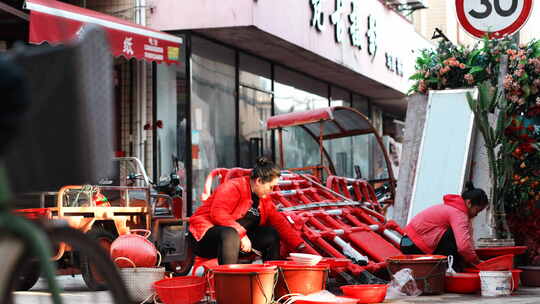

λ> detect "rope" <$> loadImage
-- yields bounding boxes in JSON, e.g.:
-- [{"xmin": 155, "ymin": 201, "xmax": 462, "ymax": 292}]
[
  {"xmin": 72, "ymin": 184, "xmax": 98, "ymax": 207},
  {"xmin": 276, "ymin": 293, "xmax": 303, "ymax": 304}
]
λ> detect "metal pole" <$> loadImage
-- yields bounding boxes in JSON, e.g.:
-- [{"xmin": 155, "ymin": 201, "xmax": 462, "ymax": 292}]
[
  {"xmin": 319, "ymin": 121, "xmax": 324, "ymax": 174},
  {"xmin": 278, "ymin": 128, "xmax": 285, "ymax": 168}
]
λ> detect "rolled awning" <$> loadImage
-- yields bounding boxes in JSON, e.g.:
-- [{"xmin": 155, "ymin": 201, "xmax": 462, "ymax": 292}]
[{"xmin": 25, "ymin": 0, "xmax": 182, "ymax": 64}]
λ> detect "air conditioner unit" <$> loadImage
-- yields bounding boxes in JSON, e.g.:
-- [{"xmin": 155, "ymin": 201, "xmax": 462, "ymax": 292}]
[
  {"xmin": 400, "ymin": 0, "xmax": 428, "ymax": 11},
  {"xmin": 385, "ymin": 0, "xmax": 427, "ymax": 12}
]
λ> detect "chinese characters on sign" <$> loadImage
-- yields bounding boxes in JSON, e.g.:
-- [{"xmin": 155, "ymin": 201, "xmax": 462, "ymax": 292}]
[
  {"xmin": 310, "ymin": 0, "xmax": 325, "ymax": 31},
  {"xmin": 308, "ymin": 0, "xmax": 401, "ymax": 76},
  {"xmin": 309, "ymin": 0, "xmax": 376, "ymax": 50},
  {"xmin": 365, "ymin": 15, "xmax": 377, "ymax": 57},
  {"xmin": 123, "ymin": 37, "xmax": 134, "ymax": 55},
  {"xmin": 330, "ymin": 0, "xmax": 345, "ymax": 43},
  {"xmin": 348, "ymin": 1, "xmax": 361, "ymax": 49},
  {"xmin": 385, "ymin": 52, "xmax": 403, "ymax": 76}
]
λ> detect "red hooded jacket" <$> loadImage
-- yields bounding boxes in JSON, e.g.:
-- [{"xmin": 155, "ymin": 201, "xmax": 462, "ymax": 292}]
[
  {"xmin": 189, "ymin": 176, "xmax": 304, "ymax": 249},
  {"xmin": 404, "ymin": 194, "xmax": 480, "ymax": 265}
]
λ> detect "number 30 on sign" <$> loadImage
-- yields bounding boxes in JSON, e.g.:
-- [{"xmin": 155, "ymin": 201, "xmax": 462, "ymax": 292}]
[{"xmin": 456, "ymin": 0, "xmax": 533, "ymax": 39}]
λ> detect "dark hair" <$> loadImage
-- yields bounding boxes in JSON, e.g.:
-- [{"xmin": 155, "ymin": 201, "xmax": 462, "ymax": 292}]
[
  {"xmin": 461, "ymin": 181, "xmax": 489, "ymax": 208},
  {"xmin": 251, "ymin": 156, "xmax": 281, "ymax": 183}
]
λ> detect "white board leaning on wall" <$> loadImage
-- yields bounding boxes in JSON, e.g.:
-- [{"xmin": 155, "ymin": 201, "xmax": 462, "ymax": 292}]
[{"xmin": 407, "ymin": 89, "xmax": 478, "ymax": 223}]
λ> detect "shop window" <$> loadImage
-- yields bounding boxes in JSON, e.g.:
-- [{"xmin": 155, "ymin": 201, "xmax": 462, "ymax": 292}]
[
  {"xmin": 330, "ymin": 86, "xmax": 351, "ymax": 107},
  {"xmin": 239, "ymin": 53, "xmax": 271, "ymax": 92},
  {"xmin": 156, "ymin": 63, "xmax": 181, "ymax": 178},
  {"xmin": 352, "ymin": 94, "xmax": 370, "ymax": 116},
  {"xmin": 154, "ymin": 35, "xmax": 189, "ymax": 207},
  {"xmin": 238, "ymin": 54, "xmax": 273, "ymax": 168},
  {"xmin": 326, "ymin": 86, "xmax": 353, "ymax": 177},
  {"xmin": 274, "ymin": 66, "xmax": 328, "ymax": 170},
  {"xmin": 191, "ymin": 36, "xmax": 236, "ymax": 207}
]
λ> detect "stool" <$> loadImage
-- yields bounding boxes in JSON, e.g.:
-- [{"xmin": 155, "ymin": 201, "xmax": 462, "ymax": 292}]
[{"xmin": 191, "ymin": 256, "xmax": 219, "ymax": 276}]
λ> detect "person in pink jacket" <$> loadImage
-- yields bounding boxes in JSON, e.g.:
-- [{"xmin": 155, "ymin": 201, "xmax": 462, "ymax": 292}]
[{"xmin": 401, "ymin": 182, "xmax": 488, "ymax": 271}]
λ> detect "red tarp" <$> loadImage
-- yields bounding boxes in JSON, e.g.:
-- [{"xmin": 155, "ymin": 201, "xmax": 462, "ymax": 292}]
[{"xmin": 25, "ymin": 0, "xmax": 182, "ymax": 64}]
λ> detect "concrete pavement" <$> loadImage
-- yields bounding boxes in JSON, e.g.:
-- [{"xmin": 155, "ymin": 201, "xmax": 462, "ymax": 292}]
[
  {"xmin": 12, "ymin": 274, "xmax": 540, "ymax": 304},
  {"xmin": 13, "ymin": 275, "xmax": 116, "ymax": 304}
]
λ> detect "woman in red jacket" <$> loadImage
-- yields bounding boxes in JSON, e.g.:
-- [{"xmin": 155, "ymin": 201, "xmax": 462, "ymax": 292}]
[
  {"xmin": 401, "ymin": 182, "xmax": 488, "ymax": 271},
  {"xmin": 188, "ymin": 157, "xmax": 305, "ymax": 264}
]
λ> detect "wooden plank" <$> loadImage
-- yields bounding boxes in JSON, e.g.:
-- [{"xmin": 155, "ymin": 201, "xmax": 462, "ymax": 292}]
[{"xmin": 0, "ymin": 2, "xmax": 28, "ymax": 21}]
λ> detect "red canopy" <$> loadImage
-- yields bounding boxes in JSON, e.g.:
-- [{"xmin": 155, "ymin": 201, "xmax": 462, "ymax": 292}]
[
  {"xmin": 267, "ymin": 106, "xmax": 374, "ymax": 140},
  {"xmin": 25, "ymin": 0, "xmax": 182, "ymax": 64}
]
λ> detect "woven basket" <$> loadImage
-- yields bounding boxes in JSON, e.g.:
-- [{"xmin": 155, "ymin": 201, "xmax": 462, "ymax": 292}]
[{"xmin": 115, "ymin": 253, "xmax": 165, "ymax": 302}]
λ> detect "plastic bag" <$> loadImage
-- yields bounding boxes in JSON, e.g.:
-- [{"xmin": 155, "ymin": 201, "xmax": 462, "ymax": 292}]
[
  {"xmin": 279, "ymin": 290, "xmax": 357, "ymax": 304},
  {"xmin": 385, "ymin": 268, "xmax": 422, "ymax": 300},
  {"xmin": 446, "ymin": 255, "xmax": 457, "ymax": 275}
]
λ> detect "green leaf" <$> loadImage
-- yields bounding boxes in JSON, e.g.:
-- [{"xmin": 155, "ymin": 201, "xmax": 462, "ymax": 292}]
[
  {"xmin": 467, "ymin": 92, "xmax": 478, "ymax": 112},
  {"xmin": 522, "ymin": 84, "xmax": 531, "ymax": 98},
  {"xmin": 495, "ymin": 111, "xmax": 507, "ymax": 141},
  {"xmin": 469, "ymin": 66, "xmax": 484, "ymax": 74},
  {"xmin": 488, "ymin": 87, "xmax": 499, "ymax": 112},
  {"xmin": 478, "ymin": 82, "xmax": 490, "ymax": 111},
  {"xmin": 409, "ymin": 72, "xmax": 424, "ymax": 80},
  {"xmin": 533, "ymin": 40, "xmax": 540, "ymax": 57},
  {"xmin": 467, "ymin": 50, "xmax": 481, "ymax": 65}
]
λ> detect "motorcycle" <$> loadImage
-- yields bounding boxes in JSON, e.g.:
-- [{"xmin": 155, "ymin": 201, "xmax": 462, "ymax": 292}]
[{"xmin": 116, "ymin": 156, "xmax": 194, "ymax": 275}]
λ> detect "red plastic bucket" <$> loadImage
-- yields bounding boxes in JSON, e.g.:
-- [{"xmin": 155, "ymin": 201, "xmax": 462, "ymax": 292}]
[
  {"xmin": 210, "ymin": 264, "xmax": 277, "ymax": 304},
  {"xmin": 267, "ymin": 261, "xmax": 328, "ymax": 298},
  {"xmin": 386, "ymin": 255, "xmax": 448, "ymax": 295},
  {"xmin": 153, "ymin": 276, "xmax": 206, "ymax": 304}
]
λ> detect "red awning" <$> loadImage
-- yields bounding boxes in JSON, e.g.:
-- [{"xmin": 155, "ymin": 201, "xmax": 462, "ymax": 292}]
[
  {"xmin": 267, "ymin": 106, "xmax": 374, "ymax": 140},
  {"xmin": 25, "ymin": 0, "xmax": 182, "ymax": 64}
]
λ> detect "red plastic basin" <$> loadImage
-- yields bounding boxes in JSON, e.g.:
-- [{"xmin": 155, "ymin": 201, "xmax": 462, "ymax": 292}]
[
  {"xmin": 476, "ymin": 254, "xmax": 514, "ymax": 271},
  {"xmin": 445, "ymin": 273, "xmax": 480, "ymax": 294},
  {"xmin": 153, "ymin": 276, "xmax": 206, "ymax": 304},
  {"xmin": 475, "ymin": 246, "xmax": 527, "ymax": 259},
  {"xmin": 340, "ymin": 284, "xmax": 388, "ymax": 304}
]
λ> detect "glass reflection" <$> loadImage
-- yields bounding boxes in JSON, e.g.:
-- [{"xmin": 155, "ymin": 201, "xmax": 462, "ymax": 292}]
[
  {"xmin": 274, "ymin": 67, "xmax": 328, "ymax": 170},
  {"xmin": 190, "ymin": 37, "xmax": 236, "ymax": 208}
]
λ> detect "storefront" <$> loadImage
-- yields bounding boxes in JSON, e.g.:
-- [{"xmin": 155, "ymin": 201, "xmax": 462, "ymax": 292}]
[
  {"xmin": 21, "ymin": 0, "xmax": 185, "ymax": 181},
  {"xmin": 148, "ymin": 0, "xmax": 433, "ymax": 213}
]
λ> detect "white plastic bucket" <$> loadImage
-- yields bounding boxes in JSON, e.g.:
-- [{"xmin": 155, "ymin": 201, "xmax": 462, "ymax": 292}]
[{"xmin": 479, "ymin": 271, "xmax": 513, "ymax": 297}]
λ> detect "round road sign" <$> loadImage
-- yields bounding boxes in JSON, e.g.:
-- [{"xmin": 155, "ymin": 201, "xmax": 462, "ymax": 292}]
[{"xmin": 456, "ymin": 0, "xmax": 533, "ymax": 39}]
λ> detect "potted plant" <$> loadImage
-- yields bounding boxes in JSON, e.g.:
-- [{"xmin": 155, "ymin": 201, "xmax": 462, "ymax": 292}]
[{"xmin": 466, "ymin": 82, "xmax": 515, "ymax": 242}]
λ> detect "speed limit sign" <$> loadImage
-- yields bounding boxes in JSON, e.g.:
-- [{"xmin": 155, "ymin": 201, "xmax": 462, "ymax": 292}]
[{"xmin": 456, "ymin": 0, "xmax": 533, "ymax": 39}]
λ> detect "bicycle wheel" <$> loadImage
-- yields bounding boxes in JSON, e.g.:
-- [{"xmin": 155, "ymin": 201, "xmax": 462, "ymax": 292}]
[{"xmin": 6, "ymin": 225, "xmax": 132, "ymax": 304}]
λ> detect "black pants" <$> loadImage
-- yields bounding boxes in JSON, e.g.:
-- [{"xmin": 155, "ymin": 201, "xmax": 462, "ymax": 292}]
[
  {"xmin": 191, "ymin": 225, "xmax": 280, "ymax": 265},
  {"xmin": 400, "ymin": 228, "xmax": 464, "ymax": 271}
]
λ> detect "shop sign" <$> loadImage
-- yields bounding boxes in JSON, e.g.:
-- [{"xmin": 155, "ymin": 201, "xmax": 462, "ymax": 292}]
[
  {"xmin": 309, "ymin": 0, "xmax": 404, "ymax": 76},
  {"xmin": 455, "ymin": 0, "xmax": 533, "ymax": 39},
  {"xmin": 385, "ymin": 52, "xmax": 404, "ymax": 76},
  {"xmin": 311, "ymin": 0, "xmax": 377, "ymax": 54}
]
